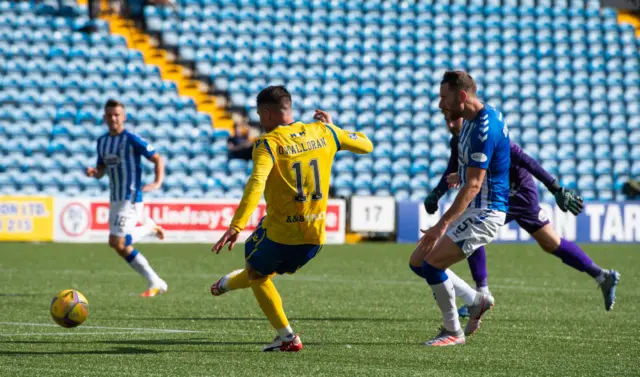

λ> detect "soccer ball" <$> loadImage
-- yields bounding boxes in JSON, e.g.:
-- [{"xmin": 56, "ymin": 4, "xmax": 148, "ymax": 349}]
[{"xmin": 50, "ymin": 289, "xmax": 89, "ymax": 328}]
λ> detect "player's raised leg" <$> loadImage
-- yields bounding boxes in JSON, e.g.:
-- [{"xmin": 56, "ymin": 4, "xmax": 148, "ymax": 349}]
[
  {"xmin": 127, "ymin": 204, "xmax": 165, "ymax": 243},
  {"xmin": 109, "ymin": 201, "xmax": 167, "ymax": 297},
  {"xmin": 530, "ymin": 224, "xmax": 620, "ymax": 311},
  {"xmin": 211, "ymin": 222, "xmax": 261, "ymax": 296},
  {"xmin": 211, "ymin": 269, "xmax": 248, "ymax": 296}
]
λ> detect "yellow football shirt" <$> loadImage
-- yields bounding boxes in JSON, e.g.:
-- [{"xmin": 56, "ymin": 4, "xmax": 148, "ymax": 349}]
[{"xmin": 229, "ymin": 121, "xmax": 373, "ymax": 245}]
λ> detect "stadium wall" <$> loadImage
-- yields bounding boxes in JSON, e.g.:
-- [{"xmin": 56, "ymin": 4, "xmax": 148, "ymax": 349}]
[
  {"xmin": 1, "ymin": 196, "xmax": 638, "ymax": 244},
  {"xmin": 397, "ymin": 201, "xmax": 640, "ymax": 244}
]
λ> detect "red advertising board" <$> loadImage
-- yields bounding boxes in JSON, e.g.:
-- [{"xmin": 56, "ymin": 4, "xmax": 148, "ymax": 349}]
[{"xmin": 54, "ymin": 198, "xmax": 345, "ymax": 244}]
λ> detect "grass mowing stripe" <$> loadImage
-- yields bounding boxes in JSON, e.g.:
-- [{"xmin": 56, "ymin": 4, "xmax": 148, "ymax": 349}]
[
  {"xmin": 0, "ymin": 243, "xmax": 636, "ymax": 377},
  {"xmin": 0, "ymin": 322, "xmax": 202, "ymax": 333}
]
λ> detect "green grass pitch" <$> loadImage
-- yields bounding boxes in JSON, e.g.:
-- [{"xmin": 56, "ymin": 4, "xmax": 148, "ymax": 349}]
[{"xmin": 0, "ymin": 242, "xmax": 638, "ymax": 377}]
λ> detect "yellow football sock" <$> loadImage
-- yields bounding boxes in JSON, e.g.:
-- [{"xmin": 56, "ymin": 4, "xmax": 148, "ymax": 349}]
[
  {"xmin": 250, "ymin": 276, "xmax": 289, "ymax": 330},
  {"xmin": 226, "ymin": 269, "xmax": 250, "ymax": 290}
]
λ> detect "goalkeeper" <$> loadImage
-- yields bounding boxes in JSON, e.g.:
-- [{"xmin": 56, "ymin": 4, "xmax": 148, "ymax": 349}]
[{"xmin": 422, "ymin": 116, "xmax": 620, "ymax": 313}]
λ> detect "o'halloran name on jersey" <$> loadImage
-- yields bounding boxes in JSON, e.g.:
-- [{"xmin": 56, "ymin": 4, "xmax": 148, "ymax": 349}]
[{"xmin": 275, "ymin": 135, "xmax": 328, "ymax": 156}]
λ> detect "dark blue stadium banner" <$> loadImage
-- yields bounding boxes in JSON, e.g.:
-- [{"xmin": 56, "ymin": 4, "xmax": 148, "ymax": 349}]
[{"xmin": 396, "ymin": 201, "xmax": 640, "ymax": 244}]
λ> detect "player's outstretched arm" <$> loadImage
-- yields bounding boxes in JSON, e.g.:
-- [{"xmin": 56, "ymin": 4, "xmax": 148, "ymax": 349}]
[
  {"xmin": 510, "ymin": 143, "xmax": 583, "ymax": 215},
  {"xmin": 510, "ymin": 143, "xmax": 557, "ymax": 190},
  {"xmin": 143, "ymin": 153, "xmax": 164, "ymax": 192},
  {"xmin": 314, "ymin": 109, "xmax": 373, "ymax": 154},
  {"xmin": 230, "ymin": 141, "xmax": 273, "ymax": 231},
  {"xmin": 327, "ymin": 125, "xmax": 373, "ymax": 154},
  {"xmin": 213, "ymin": 139, "xmax": 274, "ymax": 253}
]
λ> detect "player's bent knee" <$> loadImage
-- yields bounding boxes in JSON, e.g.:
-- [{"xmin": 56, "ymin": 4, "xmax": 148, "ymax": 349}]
[
  {"xmin": 108, "ymin": 238, "xmax": 124, "ymax": 250},
  {"xmin": 532, "ymin": 225, "xmax": 561, "ymax": 253},
  {"xmin": 409, "ymin": 248, "xmax": 424, "ymax": 267},
  {"xmin": 245, "ymin": 263, "xmax": 268, "ymax": 281},
  {"xmin": 424, "ymin": 236, "xmax": 466, "ymax": 270},
  {"xmin": 108, "ymin": 236, "xmax": 128, "ymax": 255}
]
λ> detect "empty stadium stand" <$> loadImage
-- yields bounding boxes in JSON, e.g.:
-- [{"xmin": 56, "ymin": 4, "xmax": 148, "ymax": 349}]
[{"xmin": 1, "ymin": 0, "xmax": 638, "ymax": 202}]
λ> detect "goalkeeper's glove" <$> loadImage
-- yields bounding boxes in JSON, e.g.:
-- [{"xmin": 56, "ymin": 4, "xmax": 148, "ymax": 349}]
[
  {"xmin": 551, "ymin": 182, "xmax": 584, "ymax": 216},
  {"xmin": 423, "ymin": 191, "xmax": 441, "ymax": 215}
]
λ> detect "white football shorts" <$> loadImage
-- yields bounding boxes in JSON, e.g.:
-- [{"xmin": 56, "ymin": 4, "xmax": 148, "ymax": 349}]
[
  {"xmin": 109, "ymin": 201, "xmax": 144, "ymax": 237},
  {"xmin": 446, "ymin": 208, "xmax": 506, "ymax": 257}
]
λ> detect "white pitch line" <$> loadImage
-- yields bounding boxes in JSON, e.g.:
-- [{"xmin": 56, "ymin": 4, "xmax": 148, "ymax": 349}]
[
  {"xmin": 0, "ymin": 331, "xmax": 186, "ymax": 337},
  {"xmin": 0, "ymin": 322, "xmax": 202, "ymax": 333}
]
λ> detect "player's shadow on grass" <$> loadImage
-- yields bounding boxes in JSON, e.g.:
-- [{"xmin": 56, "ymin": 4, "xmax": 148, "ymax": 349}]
[
  {"xmin": 0, "ymin": 347, "xmax": 159, "ymax": 356},
  {"xmin": 105, "ymin": 339, "xmax": 266, "ymax": 346},
  {"xmin": 104, "ymin": 339, "xmax": 415, "ymax": 347},
  {"xmin": 138, "ymin": 316, "xmax": 416, "ymax": 322},
  {"xmin": 5, "ymin": 339, "xmax": 415, "ymax": 348}
]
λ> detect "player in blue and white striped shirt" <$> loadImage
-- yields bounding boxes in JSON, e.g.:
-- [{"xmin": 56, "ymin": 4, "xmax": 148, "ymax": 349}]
[
  {"xmin": 410, "ymin": 71, "xmax": 510, "ymax": 346},
  {"xmin": 85, "ymin": 100, "xmax": 168, "ymax": 297}
]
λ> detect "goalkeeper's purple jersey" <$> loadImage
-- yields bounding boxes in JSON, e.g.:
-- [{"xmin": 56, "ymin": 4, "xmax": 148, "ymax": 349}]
[{"xmin": 436, "ymin": 138, "xmax": 556, "ymax": 209}]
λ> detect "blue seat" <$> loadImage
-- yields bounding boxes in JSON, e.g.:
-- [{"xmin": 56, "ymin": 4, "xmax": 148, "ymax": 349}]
[
  {"xmin": 353, "ymin": 157, "xmax": 374, "ymax": 173},
  {"xmin": 559, "ymin": 160, "xmax": 577, "ymax": 175},
  {"xmin": 373, "ymin": 158, "xmax": 392, "ymax": 174},
  {"xmin": 595, "ymin": 160, "xmax": 612, "ymax": 176},
  {"xmin": 577, "ymin": 175, "xmax": 595, "ymax": 191},
  {"xmin": 391, "ymin": 175, "xmax": 411, "ymax": 192},
  {"xmin": 333, "ymin": 174, "xmax": 354, "ymax": 190},
  {"xmin": 580, "ymin": 190, "xmax": 596, "ymax": 201}
]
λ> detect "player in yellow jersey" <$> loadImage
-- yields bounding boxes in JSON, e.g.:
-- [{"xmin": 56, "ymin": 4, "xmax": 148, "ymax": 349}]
[{"xmin": 211, "ymin": 86, "xmax": 373, "ymax": 352}]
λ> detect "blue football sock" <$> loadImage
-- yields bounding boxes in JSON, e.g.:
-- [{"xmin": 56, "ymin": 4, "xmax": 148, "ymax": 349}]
[
  {"xmin": 409, "ymin": 263, "xmax": 425, "ymax": 278},
  {"xmin": 421, "ymin": 261, "xmax": 448, "ymax": 285}
]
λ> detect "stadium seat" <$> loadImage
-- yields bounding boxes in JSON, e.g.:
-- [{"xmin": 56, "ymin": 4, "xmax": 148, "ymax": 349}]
[{"xmin": 0, "ymin": 0, "xmax": 635, "ymax": 202}]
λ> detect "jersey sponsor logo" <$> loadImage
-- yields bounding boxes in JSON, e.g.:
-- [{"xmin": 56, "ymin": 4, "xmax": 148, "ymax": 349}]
[
  {"xmin": 277, "ymin": 137, "xmax": 327, "ymax": 155},
  {"xmin": 104, "ymin": 154, "xmax": 121, "ymax": 167},
  {"xmin": 286, "ymin": 212, "xmax": 325, "ymax": 223},
  {"xmin": 471, "ymin": 152, "xmax": 488, "ymax": 162},
  {"xmin": 348, "ymin": 133, "xmax": 358, "ymax": 140},
  {"xmin": 146, "ymin": 144, "xmax": 154, "ymax": 151}
]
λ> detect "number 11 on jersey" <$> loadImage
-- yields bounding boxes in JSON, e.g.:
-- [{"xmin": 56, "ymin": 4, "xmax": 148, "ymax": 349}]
[{"xmin": 292, "ymin": 159, "xmax": 322, "ymax": 202}]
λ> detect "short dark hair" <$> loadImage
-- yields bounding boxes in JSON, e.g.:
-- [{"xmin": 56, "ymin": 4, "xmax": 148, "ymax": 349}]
[
  {"xmin": 104, "ymin": 99, "xmax": 125, "ymax": 110},
  {"xmin": 256, "ymin": 86, "xmax": 292, "ymax": 109},
  {"xmin": 441, "ymin": 71, "xmax": 477, "ymax": 94}
]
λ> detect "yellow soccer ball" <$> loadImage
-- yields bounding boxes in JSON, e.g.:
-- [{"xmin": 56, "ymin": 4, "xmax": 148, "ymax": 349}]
[{"xmin": 50, "ymin": 289, "xmax": 89, "ymax": 328}]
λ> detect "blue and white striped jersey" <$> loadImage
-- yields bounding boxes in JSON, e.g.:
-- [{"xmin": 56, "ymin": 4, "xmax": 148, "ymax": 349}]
[
  {"xmin": 96, "ymin": 130, "xmax": 156, "ymax": 203},
  {"xmin": 457, "ymin": 104, "xmax": 511, "ymax": 212}
]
